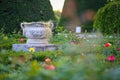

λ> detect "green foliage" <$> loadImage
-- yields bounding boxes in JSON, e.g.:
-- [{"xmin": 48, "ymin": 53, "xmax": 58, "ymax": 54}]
[
  {"xmin": 0, "ymin": 0, "xmax": 56, "ymax": 34},
  {"xmin": 0, "ymin": 31, "xmax": 25, "ymax": 50},
  {"xmin": 81, "ymin": 21, "xmax": 93, "ymax": 32},
  {"xmin": 0, "ymin": 49, "xmax": 120, "ymax": 80},
  {"xmin": 61, "ymin": 38, "xmax": 103, "ymax": 56},
  {"xmin": 108, "ymin": 0, "xmax": 120, "ymax": 2},
  {"xmin": 0, "ymin": 32, "xmax": 120, "ymax": 80},
  {"xmin": 54, "ymin": 10, "xmax": 61, "ymax": 21},
  {"xmin": 102, "ymin": 35, "xmax": 120, "ymax": 55},
  {"xmin": 58, "ymin": 15, "xmax": 69, "ymax": 27},
  {"xmin": 93, "ymin": 1, "xmax": 120, "ymax": 35},
  {"xmin": 53, "ymin": 25, "xmax": 65, "ymax": 34},
  {"xmin": 50, "ymin": 31, "xmax": 80, "ymax": 44}
]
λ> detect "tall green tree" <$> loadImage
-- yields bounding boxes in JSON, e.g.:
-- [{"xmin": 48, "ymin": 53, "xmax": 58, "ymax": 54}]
[
  {"xmin": 0, "ymin": 0, "xmax": 56, "ymax": 33},
  {"xmin": 58, "ymin": 0, "xmax": 107, "ymax": 32},
  {"xmin": 76, "ymin": 0, "xmax": 107, "ymax": 32},
  {"xmin": 75, "ymin": 0, "xmax": 107, "ymax": 15}
]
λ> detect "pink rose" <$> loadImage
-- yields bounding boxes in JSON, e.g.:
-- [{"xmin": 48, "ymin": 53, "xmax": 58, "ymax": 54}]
[
  {"xmin": 45, "ymin": 65, "xmax": 55, "ymax": 70},
  {"xmin": 107, "ymin": 55, "xmax": 115, "ymax": 62},
  {"xmin": 70, "ymin": 41, "xmax": 75, "ymax": 45},
  {"xmin": 118, "ymin": 48, "xmax": 120, "ymax": 51},
  {"xmin": 20, "ymin": 38, "xmax": 24, "ymax": 43}
]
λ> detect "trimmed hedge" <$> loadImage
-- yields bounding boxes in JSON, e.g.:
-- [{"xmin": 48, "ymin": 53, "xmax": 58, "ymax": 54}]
[
  {"xmin": 0, "ymin": 0, "xmax": 56, "ymax": 33},
  {"xmin": 93, "ymin": 1, "xmax": 120, "ymax": 35}
]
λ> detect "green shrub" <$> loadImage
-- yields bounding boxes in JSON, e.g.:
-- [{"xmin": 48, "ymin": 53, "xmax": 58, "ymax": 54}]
[
  {"xmin": 93, "ymin": 1, "xmax": 120, "ymax": 35},
  {"xmin": 50, "ymin": 31, "xmax": 80, "ymax": 44},
  {"xmin": 81, "ymin": 21, "xmax": 93, "ymax": 32},
  {"xmin": 0, "ymin": 0, "xmax": 56, "ymax": 34},
  {"xmin": 0, "ymin": 32, "xmax": 120, "ymax": 80},
  {"xmin": 0, "ymin": 31, "xmax": 26, "ymax": 50}
]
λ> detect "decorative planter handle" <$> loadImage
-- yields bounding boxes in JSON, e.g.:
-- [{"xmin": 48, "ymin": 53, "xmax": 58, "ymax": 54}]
[{"xmin": 21, "ymin": 22, "xmax": 24, "ymax": 29}]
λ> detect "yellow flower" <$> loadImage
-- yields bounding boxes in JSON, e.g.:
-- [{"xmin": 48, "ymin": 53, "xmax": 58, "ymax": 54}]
[{"xmin": 29, "ymin": 47, "xmax": 35, "ymax": 52}]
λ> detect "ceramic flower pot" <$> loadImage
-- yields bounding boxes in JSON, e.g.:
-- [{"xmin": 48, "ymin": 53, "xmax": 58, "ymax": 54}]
[{"xmin": 21, "ymin": 21, "xmax": 53, "ymax": 44}]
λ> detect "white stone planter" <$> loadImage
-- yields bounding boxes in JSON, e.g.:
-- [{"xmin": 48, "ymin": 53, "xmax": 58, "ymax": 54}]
[
  {"xmin": 21, "ymin": 21, "xmax": 53, "ymax": 44},
  {"xmin": 12, "ymin": 21, "xmax": 57, "ymax": 52}
]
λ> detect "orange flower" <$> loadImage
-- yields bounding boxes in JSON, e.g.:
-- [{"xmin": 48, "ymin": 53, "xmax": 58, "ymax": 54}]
[
  {"xmin": 104, "ymin": 43, "xmax": 112, "ymax": 47},
  {"xmin": 45, "ymin": 58, "xmax": 51, "ymax": 63}
]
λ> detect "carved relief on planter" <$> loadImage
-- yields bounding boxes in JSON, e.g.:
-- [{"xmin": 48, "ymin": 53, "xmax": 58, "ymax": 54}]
[{"xmin": 21, "ymin": 21, "xmax": 53, "ymax": 44}]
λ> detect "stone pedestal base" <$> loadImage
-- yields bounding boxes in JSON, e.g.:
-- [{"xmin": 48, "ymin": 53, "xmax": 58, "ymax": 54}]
[
  {"xmin": 27, "ymin": 39, "xmax": 48, "ymax": 44},
  {"xmin": 12, "ymin": 44, "xmax": 57, "ymax": 52}
]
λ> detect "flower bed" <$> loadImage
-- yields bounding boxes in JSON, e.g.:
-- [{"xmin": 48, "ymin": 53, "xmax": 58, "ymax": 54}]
[{"xmin": 0, "ymin": 32, "xmax": 120, "ymax": 80}]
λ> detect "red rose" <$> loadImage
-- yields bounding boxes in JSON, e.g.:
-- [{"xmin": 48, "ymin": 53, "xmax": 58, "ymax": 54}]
[{"xmin": 104, "ymin": 43, "xmax": 112, "ymax": 47}]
